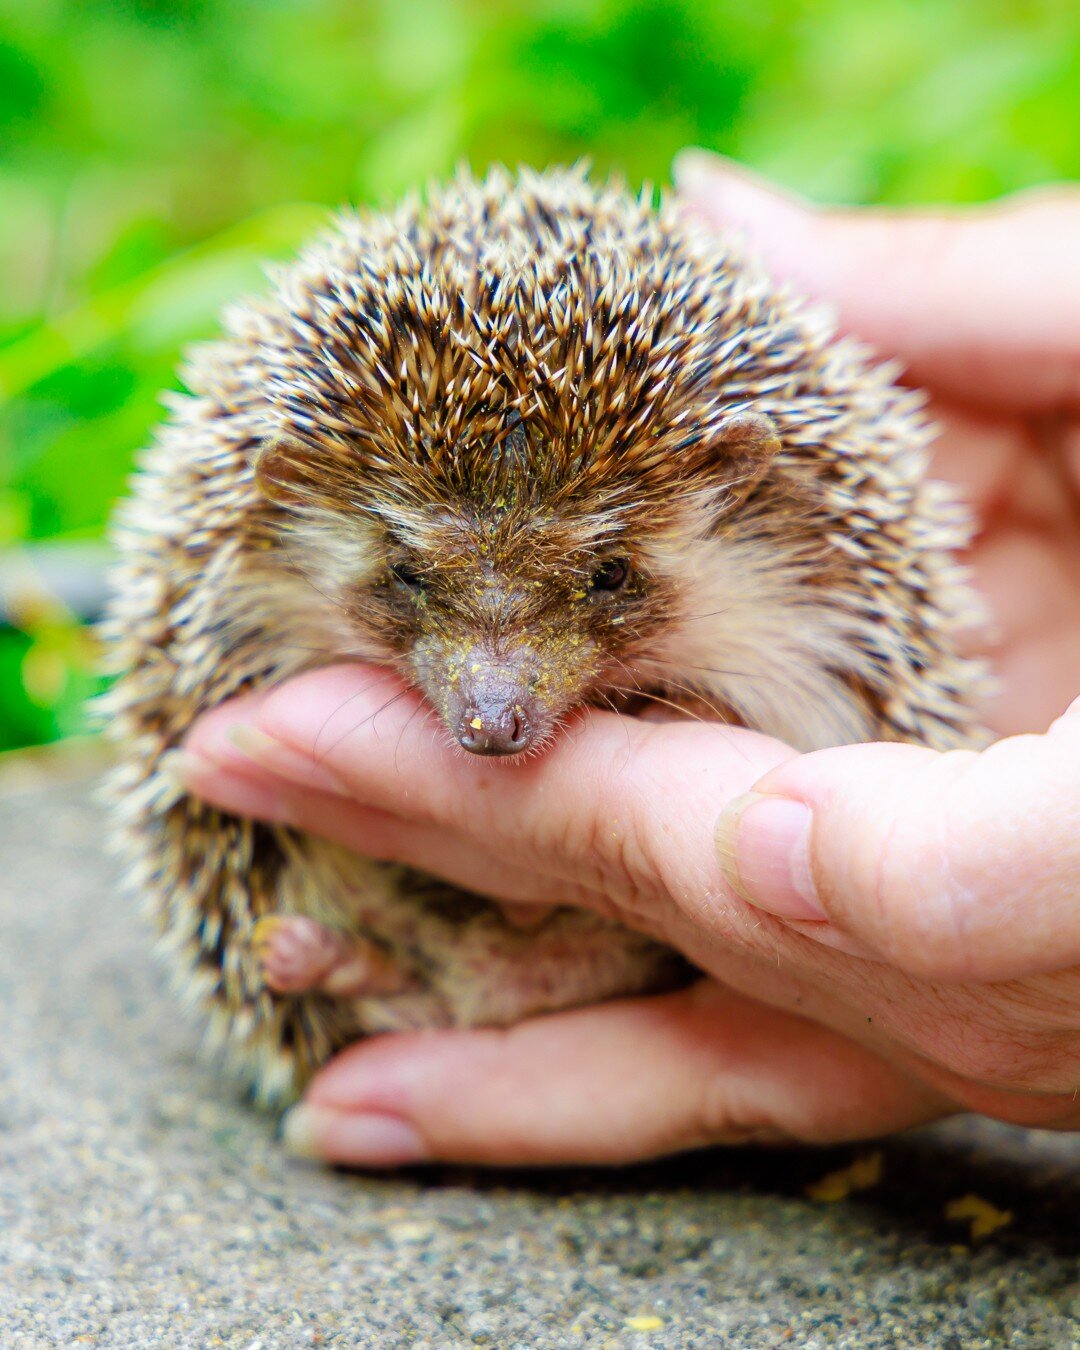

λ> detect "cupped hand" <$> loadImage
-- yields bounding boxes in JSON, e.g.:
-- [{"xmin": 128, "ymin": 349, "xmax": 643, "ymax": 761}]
[
  {"xmin": 179, "ymin": 663, "xmax": 1080, "ymax": 1167},
  {"xmin": 674, "ymin": 150, "xmax": 1080, "ymax": 738},
  {"xmin": 176, "ymin": 156, "xmax": 1080, "ymax": 1167}
]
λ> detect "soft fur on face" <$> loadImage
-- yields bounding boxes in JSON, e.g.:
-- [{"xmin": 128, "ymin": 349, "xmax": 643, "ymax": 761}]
[
  {"xmin": 255, "ymin": 450, "xmax": 878, "ymax": 757},
  {"xmin": 259, "ymin": 462, "xmax": 703, "ymax": 755}
]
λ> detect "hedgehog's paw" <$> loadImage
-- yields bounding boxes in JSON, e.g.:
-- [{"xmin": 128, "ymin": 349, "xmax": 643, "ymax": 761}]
[
  {"xmin": 251, "ymin": 915, "xmax": 412, "ymax": 998},
  {"xmin": 252, "ymin": 915, "xmax": 343, "ymax": 994}
]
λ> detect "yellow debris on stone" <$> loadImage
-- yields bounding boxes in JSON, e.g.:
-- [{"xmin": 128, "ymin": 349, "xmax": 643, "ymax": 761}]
[
  {"xmin": 371, "ymin": 1205, "xmax": 410, "ymax": 1221},
  {"xmin": 944, "ymin": 1194, "xmax": 1013, "ymax": 1241},
  {"xmin": 805, "ymin": 1150, "xmax": 884, "ymax": 1202},
  {"xmin": 626, "ymin": 1314, "xmax": 664, "ymax": 1332},
  {"xmin": 386, "ymin": 1219, "xmax": 436, "ymax": 1244}
]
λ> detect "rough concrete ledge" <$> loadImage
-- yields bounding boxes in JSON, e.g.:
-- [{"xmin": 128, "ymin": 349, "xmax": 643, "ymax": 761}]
[{"xmin": 2, "ymin": 772, "xmax": 1078, "ymax": 1349}]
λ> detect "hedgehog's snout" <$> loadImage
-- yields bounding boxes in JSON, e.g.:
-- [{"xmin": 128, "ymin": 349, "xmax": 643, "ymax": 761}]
[
  {"xmin": 457, "ymin": 699, "xmax": 533, "ymax": 756},
  {"xmin": 417, "ymin": 642, "xmax": 563, "ymax": 759},
  {"xmin": 450, "ymin": 653, "xmax": 545, "ymax": 757}
]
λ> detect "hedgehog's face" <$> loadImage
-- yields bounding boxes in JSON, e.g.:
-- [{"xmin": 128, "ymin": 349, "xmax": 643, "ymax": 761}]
[
  {"xmin": 351, "ymin": 507, "xmax": 675, "ymax": 758},
  {"xmin": 253, "ymin": 444, "xmax": 669, "ymax": 758},
  {"xmin": 255, "ymin": 409, "xmax": 781, "ymax": 757}
]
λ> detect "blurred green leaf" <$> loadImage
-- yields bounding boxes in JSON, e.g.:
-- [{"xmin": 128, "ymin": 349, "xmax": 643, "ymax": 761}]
[{"xmin": 0, "ymin": 203, "xmax": 326, "ymax": 400}]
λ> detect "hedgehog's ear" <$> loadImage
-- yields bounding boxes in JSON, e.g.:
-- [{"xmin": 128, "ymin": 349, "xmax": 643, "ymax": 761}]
[
  {"xmin": 253, "ymin": 433, "xmax": 320, "ymax": 508},
  {"xmin": 702, "ymin": 411, "xmax": 780, "ymax": 509}
]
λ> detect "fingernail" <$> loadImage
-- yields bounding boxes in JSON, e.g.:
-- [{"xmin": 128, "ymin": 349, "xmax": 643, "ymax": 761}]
[
  {"xmin": 281, "ymin": 1105, "xmax": 428, "ymax": 1167},
  {"xmin": 675, "ymin": 148, "xmax": 805, "ymax": 200},
  {"xmin": 227, "ymin": 724, "xmax": 352, "ymax": 797},
  {"xmin": 673, "ymin": 148, "xmax": 778, "ymax": 203},
  {"xmin": 672, "ymin": 146, "xmax": 723, "ymax": 197},
  {"xmin": 715, "ymin": 791, "xmax": 827, "ymax": 922},
  {"xmin": 161, "ymin": 747, "xmax": 217, "ymax": 791}
]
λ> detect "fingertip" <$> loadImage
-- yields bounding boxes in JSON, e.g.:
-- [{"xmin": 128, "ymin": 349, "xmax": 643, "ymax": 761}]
[
  {"xmin": 714, "ymin": 790, "xmax": 827, "ymax": 923},
  {"xmin": 293, "ymin": 988, "xmax": 940, "ymax": 1167},
  {"xmin": 672, "ymin": 146, "xmax": 742, "ymax": 198},
  {"xmin": 182, "ymin": 687, "xmax": 271, "ymax": 759},
  {"xmin": 673, "ymin": 149, "xmax": 812, "ymax": 249},
  {"xmin": 673, "ymin": 148, "xmax": 804, "ymax": 206},
  {"xmin": 282, "ymin": 1104, "xmax": 429, "ymax": 1168}
]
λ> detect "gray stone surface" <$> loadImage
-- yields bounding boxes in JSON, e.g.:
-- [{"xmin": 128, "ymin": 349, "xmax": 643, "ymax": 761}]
[{"xmin": 1, "ymin": 765, "xmax": 1077, "ymax": 1349}]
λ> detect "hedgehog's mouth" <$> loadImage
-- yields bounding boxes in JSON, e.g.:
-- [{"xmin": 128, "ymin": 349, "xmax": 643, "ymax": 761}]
[
  {"xmin": 443, "ymin": 674, "xmax": 569, "ymax": 759},
  {"xmin": 412, "ymin": 646, "xmax": 568, "ymax": 760}
]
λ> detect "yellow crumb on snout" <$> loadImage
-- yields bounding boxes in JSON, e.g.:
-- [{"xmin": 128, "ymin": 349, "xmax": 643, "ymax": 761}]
[{"xmin": 469, "ymin": 716, "xmax": 483, "ymax": 730}]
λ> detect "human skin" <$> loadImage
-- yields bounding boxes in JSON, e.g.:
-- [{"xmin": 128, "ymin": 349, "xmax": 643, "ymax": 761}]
[{"xmin": 177, "ymin": 153, "xmax": 1080, "ymax": 1167}]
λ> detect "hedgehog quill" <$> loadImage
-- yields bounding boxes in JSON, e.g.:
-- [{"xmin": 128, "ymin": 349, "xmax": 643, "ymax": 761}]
[{"xmin": 103, "ymin": 166, "xmax": 985, "ymax": 1105}]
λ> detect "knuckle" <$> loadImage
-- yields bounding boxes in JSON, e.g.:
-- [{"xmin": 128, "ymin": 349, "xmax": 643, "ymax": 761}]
[
  {"xmin": 693, "ymin": 1070, "xmax": 772, "ymax": 1147},
  {"xmin": 581, "ymin": 807, "xmax": 657, "ymax": 924}
]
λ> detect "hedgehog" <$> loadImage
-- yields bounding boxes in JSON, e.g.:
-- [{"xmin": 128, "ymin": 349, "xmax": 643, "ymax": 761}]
[{"xmin": 101, "ymin": 165, "xmax": 985, "ymax": 1106}]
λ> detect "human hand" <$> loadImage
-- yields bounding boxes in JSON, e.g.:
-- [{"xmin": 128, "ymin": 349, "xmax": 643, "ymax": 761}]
[
  {"xmin": 675, "ymin": 151, "xmax": 1080, "ymax": 738},
  {"xmin": 179, "ymin": 663, "xmax": 1080, "ymax": 1167},
  {"xmin": 177, "ymin": 159, "xmax": 1080, "ymax": 1167}
]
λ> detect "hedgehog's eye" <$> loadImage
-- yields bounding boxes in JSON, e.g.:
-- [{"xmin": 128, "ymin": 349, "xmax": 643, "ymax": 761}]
[
  {"xmin": 390, "ymin": 561, "xmax": 425, "ymax": 594},
  {"xmin": 589, "ymin": 557, "xmax": 630, "ymax": 592}
]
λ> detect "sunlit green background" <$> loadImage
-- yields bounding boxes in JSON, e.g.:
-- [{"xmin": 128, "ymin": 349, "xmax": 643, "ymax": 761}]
[{"xmin": 2, "ymin": 0, "xmax": 1078, "ymax": 749}]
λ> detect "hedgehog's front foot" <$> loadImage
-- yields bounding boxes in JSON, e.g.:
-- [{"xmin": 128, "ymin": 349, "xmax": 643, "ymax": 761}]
[{"xmin": 251, "ymin": 915, "xmax": 414, "ymax": 997}]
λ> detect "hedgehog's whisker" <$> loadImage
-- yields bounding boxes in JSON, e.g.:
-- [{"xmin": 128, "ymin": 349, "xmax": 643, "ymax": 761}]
[
  {"xmin": 393, "ymin": 699, "xmax": 431, "ymax": 775},
  {"xmin": 595, "ymin": 688, "xmax": 634, "ymax": 770},
  {"xmin": 353, "ymin": 688, "xmax": 412, "ymax": 747},
  {"xmin": 610, "ymin": 682, "xmax": 755, "ymax": 764},
  {"xmin": 313, "ymin": 688, "xmax": 412, "ymax": 765},
  {"xmin": 612, "ymin": 662, "xmax": 757, "ymax": 763},
  {"xmin": 421, "ymin": 706, "xmax": 449, "ymax": 755},
  {"xmin": 677, "ymin": 662, "xmax": 760, "ymax": 681},
  {"xmin": 310, "ymin": 675, "xmax": 402, "ymax": 754},
  {"xmin": 605, "ymin": 684, "xmax": 711, "ymax": 725},
  {"xmin": 606, "ymin": 656, "xmax": 731, "ymax": 725},
  {"xmin": 649, "ymin": 672, "xmax": 734, "ymax": 715},
  {"xmin": 607, "ymin": 653, "xmax": 650, "ymax": 696},
  {"xmin": 677, "ymin": 606, "xmax": 733, "ymax": 624}
]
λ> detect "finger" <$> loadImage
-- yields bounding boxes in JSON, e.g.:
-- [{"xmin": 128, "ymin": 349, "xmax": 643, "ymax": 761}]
[
  {"xmin": 182, "ymin": 678, "xmax": 1080, "ymax": 1102},
  {"xmin": 715, "ymin": 696, "xmax": 1080, "ymax": 982},
  {"xmin": 673, "ymin": 150, "xmax": 1080, "ymax": 414},
  {"xmin": 172, "ymin": 748, "xmax": 593, "ymax": 909},
  {"xmin": 184, "ymin": 663, "xmax": 796, "ymax": 936},
  {"xmin": 924, "ymin": 399, "xmax": 1025, "ymax": 525},
  {"xmin": 280, "ymin": 982, "xmax": 947, "ymax": 1167}
]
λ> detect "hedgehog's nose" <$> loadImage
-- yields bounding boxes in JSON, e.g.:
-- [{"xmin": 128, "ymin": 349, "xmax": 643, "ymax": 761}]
[{"xmin": 458, "ymin": 703, "xmax": 532, "ymax": 756}]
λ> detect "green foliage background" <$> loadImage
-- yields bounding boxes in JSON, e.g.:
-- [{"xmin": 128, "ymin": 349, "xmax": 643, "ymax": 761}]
[{"xmin": 2, "ymin": 0, "xmax": 1078, "ymax": 748}]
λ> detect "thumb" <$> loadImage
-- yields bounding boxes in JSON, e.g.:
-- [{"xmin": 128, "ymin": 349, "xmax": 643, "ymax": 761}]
[
  {"xmin": 714, "ymin": 698, "xmax": 1080, "ymax": 983},
  {"xmin": 673, "ymin": 149, "xmax": 1080, "ymax": 414}
]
